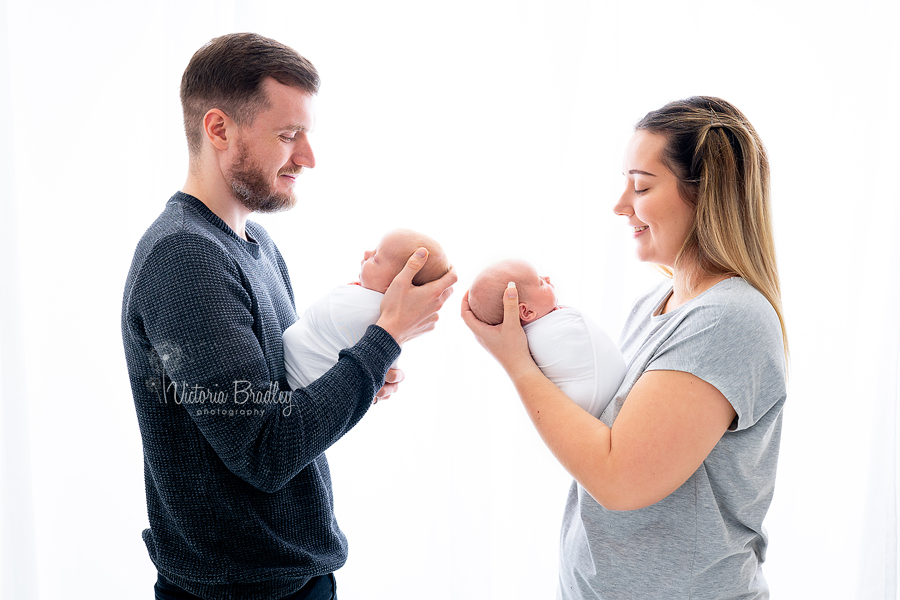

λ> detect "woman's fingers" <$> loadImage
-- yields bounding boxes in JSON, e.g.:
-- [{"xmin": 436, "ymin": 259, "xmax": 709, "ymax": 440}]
[{"xmin": 460, "ymin": 290, "xmax": 490, "ymax": 337}]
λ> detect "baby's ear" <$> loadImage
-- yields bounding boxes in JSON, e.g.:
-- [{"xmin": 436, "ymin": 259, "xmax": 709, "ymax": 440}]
[{"xmin": 519, "ymin": 302, "xmax": 538, "ymax": 323}]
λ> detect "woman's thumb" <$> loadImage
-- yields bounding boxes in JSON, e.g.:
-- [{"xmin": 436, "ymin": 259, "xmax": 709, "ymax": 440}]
[{"xmin": 502, "ymin": 282, "xmax": 518, "ymax": 323}]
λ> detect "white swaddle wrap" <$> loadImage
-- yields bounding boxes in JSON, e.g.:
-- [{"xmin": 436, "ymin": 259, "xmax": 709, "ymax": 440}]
[
  {"xmin": 523, "ymin": 307, "xmax": 626, "ymax": 418},
  {"xmin": 283, "ymin": 285, "xmax": 391, "ymax": 390}
]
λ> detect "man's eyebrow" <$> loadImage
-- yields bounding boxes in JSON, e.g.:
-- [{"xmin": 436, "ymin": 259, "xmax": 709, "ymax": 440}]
[{"xmin": 626, "ymin": 169, "xmax": 657, "ymax": 176}]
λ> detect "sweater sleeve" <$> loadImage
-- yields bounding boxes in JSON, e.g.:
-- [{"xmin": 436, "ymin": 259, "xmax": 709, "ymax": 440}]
[{"xmin": 130, "ymin": 232, "xmax": 399, "ymax": 493}]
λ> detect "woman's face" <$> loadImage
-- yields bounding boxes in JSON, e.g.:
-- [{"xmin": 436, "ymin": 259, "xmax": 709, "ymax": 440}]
[{"xmin": 613, "ymin": 131, "xmax": 695, "ymax": 268}]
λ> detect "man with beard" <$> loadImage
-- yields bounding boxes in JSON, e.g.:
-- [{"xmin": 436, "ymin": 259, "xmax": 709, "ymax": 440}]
[{"xmin": 121, "ymin": 33, "xmax": 456, "ymax": 600}]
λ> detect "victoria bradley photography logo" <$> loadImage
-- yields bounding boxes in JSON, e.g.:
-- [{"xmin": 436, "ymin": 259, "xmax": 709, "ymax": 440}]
[{"xmin": 155, "ymin": 379, "xmax": 294, "ymax": 417}]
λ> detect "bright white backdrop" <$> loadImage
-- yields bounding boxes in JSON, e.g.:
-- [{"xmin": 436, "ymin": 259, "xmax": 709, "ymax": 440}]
[{"xmin": 1, "ymin": 1, "xmax": 898, "ymax": 599}]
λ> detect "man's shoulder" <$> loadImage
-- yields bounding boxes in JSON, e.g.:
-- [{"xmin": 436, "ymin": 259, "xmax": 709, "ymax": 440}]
[
  {"xmin": 137, "ymin": 194, "xmax": 220, "ymax": 248},
  {"xmin": 127, "ymin": 195, "xmax": 236, "ymax": 287}
]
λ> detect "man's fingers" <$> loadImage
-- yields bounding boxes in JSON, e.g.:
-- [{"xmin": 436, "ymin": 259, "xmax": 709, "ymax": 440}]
[
  {"xmin": 376, "ymin": 383, "xmax": 398, "ymax": 398},
  {"xmin": 384, "ymin": 367, "xmax": 405, "ymax": 385},
  {"xmin": 437, "ymin": 265, "xmax": 459, "ymax": 288},
  {"xmin": 502, "ymin": 282, "xmax": 518, "ymax": 325},
  {"xmin": 393, "ymin": 247, "xmax": 428, "ymax": 286},
  {"xmin": 374, "ymin": 368, "xmax": 405, "ymax": 403}
]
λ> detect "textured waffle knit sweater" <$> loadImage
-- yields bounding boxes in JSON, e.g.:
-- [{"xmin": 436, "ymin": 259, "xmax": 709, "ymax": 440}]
[{"xmin": 121, "ymin": 192, "xmax": 400, "ymax": 600}]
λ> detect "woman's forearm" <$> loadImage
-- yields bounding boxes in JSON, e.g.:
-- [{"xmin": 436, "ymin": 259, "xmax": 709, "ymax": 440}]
[
  {"xmin": 461, "ymin": 288, "xmax": 688, "ymax": 510},
  {"xmin": 506, "ymin": 365, "xmax": 629, "ymax": 509},
  {"xmin": 510, "ymin": 367, "xmax": 736, "ymax": 511}
]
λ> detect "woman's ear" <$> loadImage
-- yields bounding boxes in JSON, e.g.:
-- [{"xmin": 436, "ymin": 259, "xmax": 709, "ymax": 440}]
[{"xmin": 202, "ymin": 109, "xmax": 233, "ymax": 151}]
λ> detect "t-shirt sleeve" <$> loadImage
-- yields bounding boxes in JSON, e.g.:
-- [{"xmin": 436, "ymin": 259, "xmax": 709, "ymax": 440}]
[{"xmin": 645, "ymin": 287, "xmax": 786, "ymax": 431}]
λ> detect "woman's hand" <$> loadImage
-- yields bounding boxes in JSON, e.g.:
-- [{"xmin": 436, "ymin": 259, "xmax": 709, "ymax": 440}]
[
  {"xmin": 460, "ymin": 282, "xmax": 537, "ymax": 378},
  {"xmin": 462, "ymin": 281, "xmax": 736, "ymax": 511}
]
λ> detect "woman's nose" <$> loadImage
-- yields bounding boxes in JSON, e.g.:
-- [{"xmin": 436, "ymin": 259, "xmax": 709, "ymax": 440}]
[{"xmin": 612, "ymin": 189, "xmax": 633, "ymax": 217}]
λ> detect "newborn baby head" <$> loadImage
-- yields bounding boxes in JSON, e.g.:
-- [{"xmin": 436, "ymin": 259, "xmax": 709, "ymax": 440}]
[
  {"xmin": 359, "ymin": 228, "xmax": 451, "ymax": 293},
  {"xmin": 468, "ymin": 259, "xmax": 557, "ymax": 325}
]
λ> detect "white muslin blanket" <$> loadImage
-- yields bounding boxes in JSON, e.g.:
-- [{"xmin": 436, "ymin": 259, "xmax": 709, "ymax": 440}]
[
  {"xmin": 283, "ymin": 285, "xmax": 392, "ymax": 390},
  {"xmin": 523, "ymin": 307, "xmax": 626, "ymax": 418}
]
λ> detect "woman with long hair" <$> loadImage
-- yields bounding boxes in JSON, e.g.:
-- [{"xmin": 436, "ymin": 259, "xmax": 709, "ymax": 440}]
[{"xmin": 462, "ymin": 97, "xmax": 787, "ymax": 599}]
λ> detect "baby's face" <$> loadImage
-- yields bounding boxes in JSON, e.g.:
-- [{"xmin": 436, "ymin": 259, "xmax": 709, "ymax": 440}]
[
  {"xmin": 515, "ymin": 262, "xmax": 558, "ymax": 321},
  {"xmin": 359, "ymin": 232, "xmax": 408, "ymax": 293}
]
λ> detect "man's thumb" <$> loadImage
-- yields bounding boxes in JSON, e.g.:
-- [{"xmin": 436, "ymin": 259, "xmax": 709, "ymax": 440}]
[{"xmin": 401, "ymin": 247, "xmax": 428, "ymax": 280}]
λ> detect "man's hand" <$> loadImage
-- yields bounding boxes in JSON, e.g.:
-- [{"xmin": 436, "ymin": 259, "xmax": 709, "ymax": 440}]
[
  {"xmin": 373, "ymin": 368, "xmax": 404, "ymax": 403},
  {"xmin": 376, "ymin": 248, "xmax": 457, "ymax": 346}
]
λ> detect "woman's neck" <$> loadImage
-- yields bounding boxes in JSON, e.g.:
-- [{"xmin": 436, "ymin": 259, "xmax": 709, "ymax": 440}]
[{"xmin": 664, "ymin": 266, "xmax": 733, "ymax": 314}]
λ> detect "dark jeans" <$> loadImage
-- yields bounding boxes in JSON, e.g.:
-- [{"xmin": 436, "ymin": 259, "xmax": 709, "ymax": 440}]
[{"xmin": 154, "ymin": 572, "xmax": 336, "ymax": 600}]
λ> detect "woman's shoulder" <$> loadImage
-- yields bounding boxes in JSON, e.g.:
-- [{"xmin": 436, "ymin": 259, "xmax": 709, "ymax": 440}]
[
  {"xmin": 688, "ymin": 277, "xmax": 780, "ymax": 331},
  {"xmin": 668, "ymin": 279, "xmax": 784, "ymax": 380},
  {"xmin": 623, "ymin": 278, "xmax": 782, "ymax": 354}
]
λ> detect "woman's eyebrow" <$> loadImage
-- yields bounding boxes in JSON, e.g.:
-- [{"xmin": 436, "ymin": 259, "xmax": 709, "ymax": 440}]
[{"xmin": 627, "ymin": 169, "xmax": 657, "ymax": 176}]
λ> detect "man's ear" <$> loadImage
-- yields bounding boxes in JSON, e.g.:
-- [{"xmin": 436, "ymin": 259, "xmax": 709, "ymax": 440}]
[
  {"xmin": 519, "ymin": 302, "xmax": 538, "ymax": 323},
  {"xmin": 203, "ymin": 109, "xmax": 233, "ymax": 151}
]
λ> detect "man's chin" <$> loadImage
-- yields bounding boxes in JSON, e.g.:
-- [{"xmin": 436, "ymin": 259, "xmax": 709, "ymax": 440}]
[
  {"xmin": 231, "ymin": 184, "xmax": 296, "ymax": 213},
  {"xmin": 251, "ymin": 193, "xmax": 296, "ymax": 213}
]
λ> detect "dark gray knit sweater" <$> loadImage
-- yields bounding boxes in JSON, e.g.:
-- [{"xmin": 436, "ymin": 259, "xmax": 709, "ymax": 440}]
[{"xmin": 121, "ymin": 192, "xmax": 400, "ymax": 599}]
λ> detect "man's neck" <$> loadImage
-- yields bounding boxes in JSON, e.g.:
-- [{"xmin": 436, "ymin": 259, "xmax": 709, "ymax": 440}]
[{"xmin": 182, "ymin": 171, "xmax": 252, "ymax": 240}]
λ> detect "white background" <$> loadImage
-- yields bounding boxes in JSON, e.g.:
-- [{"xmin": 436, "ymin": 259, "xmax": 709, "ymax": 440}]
[{"xmin": 1, "ymin": 1, "xmax": 899, "ymax": 599}]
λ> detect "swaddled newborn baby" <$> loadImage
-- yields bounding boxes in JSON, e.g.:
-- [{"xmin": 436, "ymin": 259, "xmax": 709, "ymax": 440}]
[
  {"xmin": 468, "ymin": 259, "xmax": 625, "ymax": 418},
  {"xmin": 283, "ymin": 228, "xmax": 451, "ymax": 390}
]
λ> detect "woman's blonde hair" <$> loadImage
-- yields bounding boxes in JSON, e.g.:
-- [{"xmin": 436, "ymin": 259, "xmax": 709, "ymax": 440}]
[{"xmin": 636, "ymin": 96, "xmax": 788, "ymax": 358}]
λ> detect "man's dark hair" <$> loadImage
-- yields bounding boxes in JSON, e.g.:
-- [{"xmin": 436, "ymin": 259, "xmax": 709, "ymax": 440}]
[{"xmin": 180, "ymin": 32, "xmax": 320, "ymax": 157}]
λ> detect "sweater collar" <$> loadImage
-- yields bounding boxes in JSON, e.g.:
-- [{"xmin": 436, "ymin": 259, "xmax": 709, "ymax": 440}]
[{"xmin": 171, "ymin": 191, "xmax": 261, "ymax": 257}]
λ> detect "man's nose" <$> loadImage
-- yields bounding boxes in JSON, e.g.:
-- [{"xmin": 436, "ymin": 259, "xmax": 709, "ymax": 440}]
[{"xmin": 294, "ymin": 138, "xmax": 315, "ymax": 169}]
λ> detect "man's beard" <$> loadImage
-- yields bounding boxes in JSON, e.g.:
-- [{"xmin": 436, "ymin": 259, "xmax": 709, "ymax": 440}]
[{"xmin": 228, "ymin": 141, "xmax": 297, "ymax": 213}]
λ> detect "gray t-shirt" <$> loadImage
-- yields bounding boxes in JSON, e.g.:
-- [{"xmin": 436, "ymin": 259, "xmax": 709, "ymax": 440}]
[{"xmin": 558, "ymin": 277, "xmax": 786, "ymax": 600}]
